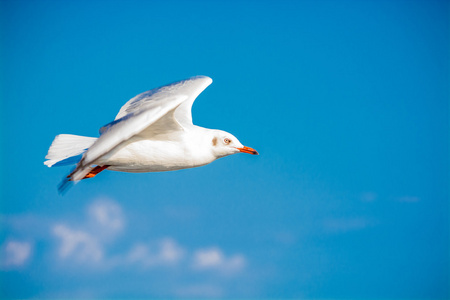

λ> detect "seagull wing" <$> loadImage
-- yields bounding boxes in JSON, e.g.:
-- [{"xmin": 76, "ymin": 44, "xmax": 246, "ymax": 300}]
[
  {"xmin": 61, "ymin": 76, "xmax": 212, "ymax": 189},
  {"xmin": 115, "ymin": 75, "xmax": 212, "ymax": 126}
]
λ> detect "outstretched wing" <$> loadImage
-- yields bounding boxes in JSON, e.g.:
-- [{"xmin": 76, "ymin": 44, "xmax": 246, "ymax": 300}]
[
  {"xmin": 61, "ymin": 76, "xmax": 212, "ymax": 190},
  {"xmin": 115, "ymin": 75, "xmax": 212, "ymax": 126}
]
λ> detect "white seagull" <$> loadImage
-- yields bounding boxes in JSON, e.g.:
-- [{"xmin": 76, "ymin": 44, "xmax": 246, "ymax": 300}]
[{"xmin": 44, "ymin": 76, "xmax": 258, "ymax": 193}]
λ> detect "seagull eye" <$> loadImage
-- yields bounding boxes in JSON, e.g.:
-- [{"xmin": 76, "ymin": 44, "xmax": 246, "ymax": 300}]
[{"xmin": 224, "ymin": 138, "xmax": 231, "ymax": 144}]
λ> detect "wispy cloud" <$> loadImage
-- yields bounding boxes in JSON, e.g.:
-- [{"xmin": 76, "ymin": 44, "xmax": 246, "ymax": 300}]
[
  {"xmin": 0, "ymin": 240, "xmax": 32, "ymax": 268},
  {"xmin": 48, "ymin": 198, "xmax": 247, "ymax": 277},
  {"xmin": 322, "ymin": 217, "xmax": 373, "ymax": 234},
  {"xmin": 125, "ymin": 238, "xmax": 185, "ymax": 267},
  {"xmin": 52, "ymin": 224, "xmax": 103, "ymax": 263},
  {"xmin": 88, "ymin": 198, "xmax": 125, "ymax": 233},
  {"xmin": 51, "ymin": 198, "xmax": 125, "ymax": 264},
  {"xmin": 4, "ymin": 198, "xmax": 249, "ymax": 297},
  {"xmin": 192, "ymin": 247, "xmax": 246, "ymax": 275}
]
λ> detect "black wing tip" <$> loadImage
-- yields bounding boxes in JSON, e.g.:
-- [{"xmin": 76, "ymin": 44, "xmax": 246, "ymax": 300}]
[{"xmin": 58, "ymin": 177, "xmax": 73, "ymax": 195}]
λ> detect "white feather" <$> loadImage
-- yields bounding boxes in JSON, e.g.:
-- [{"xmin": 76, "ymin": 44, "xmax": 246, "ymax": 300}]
[{"xmin": 44, "ymin": 134, "xmax": 97, "ymax": 167}]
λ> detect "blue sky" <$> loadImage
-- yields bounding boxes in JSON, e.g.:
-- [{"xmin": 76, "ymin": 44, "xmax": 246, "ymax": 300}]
[{"xmin": 0, "ymin": 0, "xmax": 449, "ymax": 298}]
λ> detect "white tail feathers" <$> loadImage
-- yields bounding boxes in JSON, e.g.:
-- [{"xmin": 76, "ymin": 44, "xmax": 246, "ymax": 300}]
[{"xmin": 44, "ymin": 134, "xmax": 97, "ymax": 167}]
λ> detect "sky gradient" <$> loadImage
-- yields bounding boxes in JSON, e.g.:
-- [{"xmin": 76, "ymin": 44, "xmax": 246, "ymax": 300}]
[{"xmin": 1, "ymin": 0, "xmax": 449, "ymax": 299}]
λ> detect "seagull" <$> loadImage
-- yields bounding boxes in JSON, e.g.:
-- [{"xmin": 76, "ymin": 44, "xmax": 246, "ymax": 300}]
[{"xmin": 44, "ymin": 76, "xmax": 258, "ymax": 193}]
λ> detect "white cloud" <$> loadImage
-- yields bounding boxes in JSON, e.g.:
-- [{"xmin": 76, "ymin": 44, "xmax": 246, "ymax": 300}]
[
  {"xmin": 126, "ymin": 238, "xmax": 185, "ymax": 267},
  {"xmin": 3, "ymin": 198, "xmax": 250, "ymax": 298},
  {"xmin": 47, "ymin": 197, "xmax": 248, "ymax": 294},
  {"xmin": 52, "ymin": 224, "xmax": 103, "ymax": 263},
  {"xmin": 193, "ymin": 247, "xmax": 223, "ymax": 268},
  {"xmin": 1, "ymin": 240, "xmax": 32, "ymax": 268},
  {"xmin": 159, "ymin": 238, "xmax": 185, "ymax": 263},
  {"xmin": 192, "ymin": 247, "xmax": 246, "ymax": 274},
  {"xmin": 50, "ymin": 198, "xmax": 126, "ymax": 266},
  {"xmin": 87, "ymin": 199, "xmax": 125, "ymax": 236}
]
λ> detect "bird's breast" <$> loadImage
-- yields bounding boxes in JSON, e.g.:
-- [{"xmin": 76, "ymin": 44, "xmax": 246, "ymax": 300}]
[{"xmin": 98, "ymin": 138, "xmax": 215, "ymax": 173}]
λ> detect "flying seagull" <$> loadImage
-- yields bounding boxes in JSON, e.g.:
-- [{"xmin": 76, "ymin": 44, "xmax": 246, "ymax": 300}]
[{"xmin": 44, "ymin": 76, "xmax": 258, "ymax": 193}]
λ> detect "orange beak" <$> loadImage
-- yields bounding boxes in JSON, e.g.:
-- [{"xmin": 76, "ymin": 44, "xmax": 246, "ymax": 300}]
[{"xmin": 237, "ymin": 146, "xmax": 259, "ymax": 155}]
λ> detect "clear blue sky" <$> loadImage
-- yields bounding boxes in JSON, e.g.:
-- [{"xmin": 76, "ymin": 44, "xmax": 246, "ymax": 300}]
[{"xmin": 1, "ymin": 0, "xmax": 449, "ymax": 299}]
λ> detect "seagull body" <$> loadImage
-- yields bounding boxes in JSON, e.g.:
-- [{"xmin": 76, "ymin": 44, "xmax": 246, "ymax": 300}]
[
  {"xmin": 44, "ymin": 76, "xmax": 258, "ymax": 192},
  {"xmin": 98, "ymin": 127, "xmax": 232, "ymax": 173}
]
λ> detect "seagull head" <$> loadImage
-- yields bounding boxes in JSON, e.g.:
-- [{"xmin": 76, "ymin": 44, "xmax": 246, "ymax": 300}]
[{"xmin": 210, "ymin": 130, "xmax": 258, "ymax": 158}]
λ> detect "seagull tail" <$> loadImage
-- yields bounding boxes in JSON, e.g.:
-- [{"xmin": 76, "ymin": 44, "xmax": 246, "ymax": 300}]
[{"xmin": 44, "ymin": 134, "xmax": 97, "ymax": 167}]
